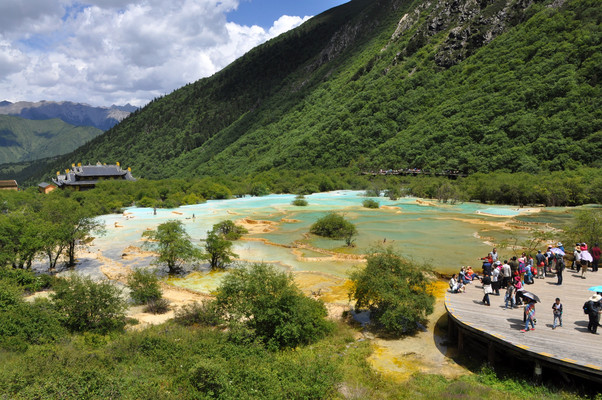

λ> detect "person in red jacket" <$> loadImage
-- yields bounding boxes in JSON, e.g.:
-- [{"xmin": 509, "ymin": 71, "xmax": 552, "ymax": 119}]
[{"xmin": 592, "ymin": 243, "xmax": 600, "ymax": 272}]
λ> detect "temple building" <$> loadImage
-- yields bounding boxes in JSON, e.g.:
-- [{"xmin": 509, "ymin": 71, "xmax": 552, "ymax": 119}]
[{"xmin": 53, "ymin": 162, "xmax": 135, "ymax": 191}]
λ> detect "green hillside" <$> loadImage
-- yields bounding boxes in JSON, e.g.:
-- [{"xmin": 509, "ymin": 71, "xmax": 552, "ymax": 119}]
[
  {"xmin": 0, "ymin": 115, "xmax": 102, "ymax": 164},
  {"xmin": 32, "ymin": 0, "xmax": 601, "ymax": 180}
]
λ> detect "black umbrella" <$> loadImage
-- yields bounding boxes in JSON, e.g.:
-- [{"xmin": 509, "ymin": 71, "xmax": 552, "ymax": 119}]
[{"xmin": 520, "ymin": 291, "xmax": 541, "ymax": 303}]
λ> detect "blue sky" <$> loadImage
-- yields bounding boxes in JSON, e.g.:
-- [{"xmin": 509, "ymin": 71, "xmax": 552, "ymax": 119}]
[
  {"xmin": 0, "ymin": 0, "xmax": 350, "ymax": 107},
  {"xmin": 228, "ymin": 0, "xmax": 349, "ymax": 28}
]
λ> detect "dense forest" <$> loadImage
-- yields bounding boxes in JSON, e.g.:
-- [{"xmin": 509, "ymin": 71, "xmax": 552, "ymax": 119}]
[{"xmin": 11, "ymin": 0, "xmax": 599, "ymax": 184}]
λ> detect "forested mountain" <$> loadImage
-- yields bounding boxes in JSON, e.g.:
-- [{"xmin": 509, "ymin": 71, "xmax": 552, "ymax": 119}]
[
  {"xmin": 0, "ymin": 101, "xmax": 136, "ymax": 131},
  {"xmin": 27, "ymin": 0, "xmax": 602, "ymax": 181},
  {"xmin": 0, "ymin": 115, "xmax": 102, "ymax": 164}
]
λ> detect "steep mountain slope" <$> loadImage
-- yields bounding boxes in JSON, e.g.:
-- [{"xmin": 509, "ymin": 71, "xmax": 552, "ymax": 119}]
[
  {"xmin": 33, "ymin": 0, "xmax": 602, "ymax": 181},
  {"xmin": 0, "ymin": 115, "xmax": 102, "ymax": 164},
  {"xmin": 0, "ymin": 101, "xmax": 136, "ymax": 131}
]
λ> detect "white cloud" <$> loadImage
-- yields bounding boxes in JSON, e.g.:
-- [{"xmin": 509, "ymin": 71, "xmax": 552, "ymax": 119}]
[{"xmin": 0, "ymin": 0, "xmax": 311, "ymax": 107}]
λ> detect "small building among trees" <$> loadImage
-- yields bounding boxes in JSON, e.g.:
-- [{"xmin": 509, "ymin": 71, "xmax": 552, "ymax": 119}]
[
  {"xmin": 38, "ymin": 182, "xmax": 57, "ymax": 194},
  {"xmin": 53, "ymin": 162, "xmax": 135, "ymax": 191},
  {"xmin": 0, "ymin": 180, "xmax": 18, "ymax": 191}
]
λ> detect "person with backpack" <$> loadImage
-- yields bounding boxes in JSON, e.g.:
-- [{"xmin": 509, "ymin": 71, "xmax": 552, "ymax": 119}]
[
  {"xmin": 585, "ymin": 294, "xmax": 601, "ymax": 334},
  {"xmin": 555, "ymin": 253, "xmax": 565, "ymax": 285}
]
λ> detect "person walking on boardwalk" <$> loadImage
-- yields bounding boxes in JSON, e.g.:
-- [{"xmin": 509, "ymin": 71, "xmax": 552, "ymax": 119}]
[
  {"xmin": 552, "ymin": 298, "xmax": 563, "ymax": 329},
  {"xmin": 535, "ymin": 250, "xmax": 546, "ymax": 279},
  {"xmin": 586, "ymin": 294, "xmax": 601, "ymax": 334},
  {"xmin": 481, "ymin": 274, "xmax": 492, "ymax": 306},
  {"xmin": 521, "ymin": 300, "xmax": 536, "ymax": 332},
  {"xmin": 491, "ymin": 263, "xmax": 501, "ymax": 295},
  {"xmin": 574, "ymin": 245, "xmax": 582, "ymax": 272},
  {"xmin": 592, "ymin": 243, "xmax": 600, "ymax": 272},
  {"xmin": 501, "ymin": 260, "xmax": 511, "ymax": 288},
  {"xmin": 504, "ymin": 283, "xmax": 515, "ymax": 309},
  {"xmin": 554, "ymin": 253, "xmax": 565, "ymax": 285}
]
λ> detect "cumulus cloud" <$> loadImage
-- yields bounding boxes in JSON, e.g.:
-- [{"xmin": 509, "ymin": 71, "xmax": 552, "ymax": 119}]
[{"xmin": 0, "ymin": 0, "xmax": 312, "ymax": 107}]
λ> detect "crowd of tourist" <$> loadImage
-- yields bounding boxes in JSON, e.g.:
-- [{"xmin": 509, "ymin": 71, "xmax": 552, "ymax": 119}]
[{"xmin": 449, "ymin": 243, "xmax": 602, "ymax": 334}]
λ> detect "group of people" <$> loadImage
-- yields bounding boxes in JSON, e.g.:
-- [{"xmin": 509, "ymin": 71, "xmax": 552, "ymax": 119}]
[{"xmin": 449, "ymin": 243, "xmax": 602, "ymax": 334}]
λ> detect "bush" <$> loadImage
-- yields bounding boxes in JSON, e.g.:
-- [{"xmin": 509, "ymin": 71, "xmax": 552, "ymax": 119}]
[
  {"xmin": 51, "ymin": 274, "xmax": 127, "ymax": 334},
  {"xmin": 0, "ymin": 279, "xmax": 21, "ymax": 310},
  {"xmin": 0, "ymin": 298, "xmax": 67, "ymax": 348},
  {"xmin": 292, "ymin": 195, "xmax": 308, "ymax": 206},
  {"xmin": 127, "ymin": 269, "xmax": 162, "ymax": 305},
  {"xmin": 362, "ymin": 199, "xmax": 379, "ymax": 208},
  {"xmin": 174, "ymin": 300, "xmax": 221, "ymax": 326},
  {"xmin": 215, "ymin": 263, "xmax": 333, "ymax": 350},
  {"xmin": 144, "ymin": 298, "xmax": 170, "ymax": 314},
  {"xmin": 310, "ymin": 213, "xmax": 357, "ymax": 246},
  {"xmin": 349, "ymin": 248, "xmax": 435, "ymax": 335},
  {"xmin": 0, "ymin": 268, "xmax": 50, "ymax": 293}
]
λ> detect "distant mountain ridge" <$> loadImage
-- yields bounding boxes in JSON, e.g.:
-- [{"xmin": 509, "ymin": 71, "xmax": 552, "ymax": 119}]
[
  {"xmin": 16, "ymin": 0, "xmax": 602, "ymax": 183},
  {"xmin": 0, "ymin": 115, "xmax": 103, "ymax": 164},
  {"xmin": 0, "ymin": 101, "xmax": 137, "ymax": 131}
]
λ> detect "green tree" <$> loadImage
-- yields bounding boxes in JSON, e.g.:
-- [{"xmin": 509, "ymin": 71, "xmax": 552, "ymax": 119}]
[
  {"xmin": 127, "ymin": 269, "xmax": 162, "ymax": 305},
  {"xmin": 51, "ymin": 274, "xmax": 127, "ymax": 333},
  {"xmin": 204, "ymin": 231, "xmax": 236, "ymax": 269},
  {"xmin": 142, "ymin": 220, "xmax": 202, "ymax": 274},
  {"xmin": 215, "ymin": 263, "xmax": 333, "ymax": 349},
  {"xmin": 211, "ymin": 220, "xmax": 248, "ymax": 240},
  {"xmin": 310, "ymin": 213, "xmax": 357, "ymax": 247},
  {"xmin": 0, "ymin": 211, "xmax": 44, "ymax": 269},
  {"xmin": 349, "ymin": 248, "xmax": 435, "ymax": 335},
  {"xmin": 563, "ymin": 209, "xmax": 602, "ymax": 247}
]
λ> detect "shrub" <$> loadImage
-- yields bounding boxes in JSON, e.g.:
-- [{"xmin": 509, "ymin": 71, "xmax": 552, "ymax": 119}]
[
  {"xmin": 51, "ymin": 274, "xmax": 127, "ymax": 334},
  {"xmin": 215, "ymin": 263, "xmax": 333, "ymax": 350},
  {"xmin": 310, "ymin": 213, "xmax": 357, "ymax": 246},
  {"xmin": 127, "ymin": 269, "xmax": 162, "ymax": 305},
  {"xmin": 292, "ymin": 195, "xmax": 308, "ymax": 206},
  {"xmin": 144, "ymin": 298, "xmax": 170, "ymax": 314},
  {"xmin": 0, "ymin": 268, "xmax": 49, "ymax": 293},
  {"xmin": 362, "ymin": 199, "xmax": 379, "ymax": 208},
  {"xmin": 174, "ymin": 300, "xmax": 221, "ymax": 326},
  {"xmin": 0, "ymin": 279, "xmax": 21, "ymax": 310},
  {"xmin": 0, "ymin": 298, "xmax": 67, "ymax": 348},
  {"xmin": 349, "ymin": 248, "xmax": 435, "ymax": 335}
]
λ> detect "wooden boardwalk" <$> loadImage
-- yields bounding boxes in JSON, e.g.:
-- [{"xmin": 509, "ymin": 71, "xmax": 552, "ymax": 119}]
[{"xmin": 445, "ymin": 268, "xmax": 602, "ymax": 382}]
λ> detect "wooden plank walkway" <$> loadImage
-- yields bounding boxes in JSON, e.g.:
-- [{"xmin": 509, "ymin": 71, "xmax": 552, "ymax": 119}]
[{"xmin": 445, "ymin": 268, "xmax": 602, "ymax": 378}]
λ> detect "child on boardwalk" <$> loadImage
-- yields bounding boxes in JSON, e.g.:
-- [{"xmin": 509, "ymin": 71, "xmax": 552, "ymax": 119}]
[
  {"xmin": 552, "ymin": 297, "xmax": 563, "ymax": 329},
  {"xmin": 521, "ymin": 300, "xmax": 536, "ymax": 332}
]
